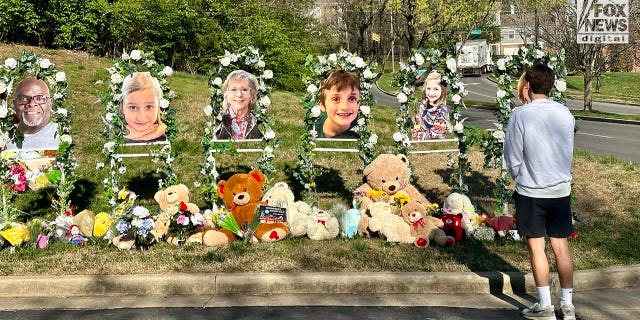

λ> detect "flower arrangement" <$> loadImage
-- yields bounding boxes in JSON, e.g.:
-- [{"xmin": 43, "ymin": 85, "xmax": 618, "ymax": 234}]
[
  {"xmin": 213, "ymin": 206, "xmax": 260, "ymax": 243},
  {"xmin": 0, "ymin": 51, "xmax": 76, "ymax": 219},
  {"xmin": 97, "ymin": 49, "xmax": 177, "ymax": 208},
  {"xmin": 393, "ymin": 48, "xmax": 470, "ymax": 193},
  {"xmin": 201, "ymin": 46, "xmax": 277, "ymax": 206},
  {"xmin": 114, "ymin": 205, "xmax": 156, "ymax": 248},
  {"xmin": 168, "ymin": 201, "xmax": 205, "ymax": 243},
  {"xmin": 295, "ymin": 51, "xmax": 378, "ymax": 199},
  {"xmin": 484, "ymin": 46, "xmax": 567, "ymax": 215}
]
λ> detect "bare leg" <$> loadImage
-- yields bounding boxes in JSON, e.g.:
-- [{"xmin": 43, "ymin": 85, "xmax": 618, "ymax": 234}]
[
  {"xmin": 550, "ymin": 237, "xmax": 574, "ymax": 288},
  {"xmin": 527, "ymin": 237, "xmax": 549, "ymax": 287}
]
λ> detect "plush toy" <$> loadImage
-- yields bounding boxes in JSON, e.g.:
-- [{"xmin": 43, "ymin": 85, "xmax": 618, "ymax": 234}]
[
  {"xmin": 262, "ymin": 182, "xmax": 313, "ymax": 238},
  {"xmin": 354, "ymin": 154, "xmax": 431, "ymax": 212},
  {"xmin": 341, "ymin": 201, "xmax": 362, "ymax": 239},
  {"xmin": 443, "ymin": 192, "xmax": 478, "ymax": 236},
  {"xmin": 366, "ymin": 201, "xmax": 415, "ymax": 244},
  {"xmin": 201, "ymin": 169, "xmax": 289, "ymax": 246},
  {"xmin": 68, "ymin": 225, "xmax": 86, "ymax": 246},
  {"xmin": 72, "ymin": 209, "xmax": 95, "ymax": 238},
  {"xmin": 153, "ymin": 184, "xmax": 200, "ymax": 241},
  {"xmin": 441, "ymin": 213, "xmax": 465, "ymax": 243},
  {"xmin": 401, "ymin": 201, "xmax": 454, "ymax": 247},
  {"xmin": 53, "ymin": 215, "xmax": 73, "ymax": 243},
  {"xmin": 112, "ymin": 234, "xmax": 135, "ymax": 250},
  {"xmin": 93, "ymin": 212, "xmax": 112, "ymax": 238},
  {"xmin": 305, "ymin": 208, "xmax": 340, "ymax": 240}
]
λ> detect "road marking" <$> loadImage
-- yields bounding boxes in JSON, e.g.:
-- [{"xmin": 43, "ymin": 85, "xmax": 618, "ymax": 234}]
[
  {"xmin": 467, "ymin": 90, "xmax": 496, "ymax": 99},
  {"xmin": 464, "ymin": 82, "xmax": 481, "ymax": 85},
  {"xmin": 577, "ymin": 132, "xmax": 612, "ymax": 139}
]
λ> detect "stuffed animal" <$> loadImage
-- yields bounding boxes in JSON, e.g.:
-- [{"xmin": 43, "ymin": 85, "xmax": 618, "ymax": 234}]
[
  {"xmin": 68, "ymin": 225, "xmax": 86, "ymax": 246},
  {"xmin": 93, "ymin": 212, "xmax": 112, "ymax": 238},
  {"xmin": 201, "ymin": 169, "xmax": 289, "ymax": 246},
  {"xmin": 341, "ymin": 201, "xmax": 362, "ymax": 239},
  {"xmin": 153, "ymin": 184, "xmax": 200, "ymax": 241},
  {"xmin": 73, "ymin": 209, "xmax": 95, "ymax": 238},
  {"xmin": 443, "ymin": 192, "xmax": 478, "ymax": 236},
  {"xmin": 366, "ymin": 201, "xmax": 415, "ymax": 244},
  {"xmin": 262, "ymin": 182, "xmax": 312, "ymax": 238},
  {"xmin": 401, "ymin": 201, "xmax": 454, "ymax": 247},
  {"xmin": 305, "ymin": 208, "xmax": 340, "ymax": 240},
  {"xmin": 441, "ymin": 213, "xmax": 465, "ymax": 243}
]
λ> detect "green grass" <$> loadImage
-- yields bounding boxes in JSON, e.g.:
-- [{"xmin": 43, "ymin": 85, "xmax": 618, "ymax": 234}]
[
  {"xmin": 1, "ymin": 44, "xmax": 639, "ymax": 275},
  {"xmin": 565, "ymin": 72, "xmax": 640, "ymax": 104}
]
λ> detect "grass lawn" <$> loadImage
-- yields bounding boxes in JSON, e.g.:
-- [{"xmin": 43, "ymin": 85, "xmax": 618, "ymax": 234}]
[{"xmin": 0, "ymin": 44, "xmax": 639, "ymax": 276}]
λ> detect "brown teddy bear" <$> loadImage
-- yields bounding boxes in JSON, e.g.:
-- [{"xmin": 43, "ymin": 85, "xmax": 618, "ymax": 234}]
[
  {"xmin": 153, "ymin": 184, "xmax": 200, "ymax": 243},
  {"xmin": 201, "ymin": 169, "xmax": 289, "ymax": 246},
  {"xmin": 401, "ymin": 201, "xmax": 454, "ymax": 247}
]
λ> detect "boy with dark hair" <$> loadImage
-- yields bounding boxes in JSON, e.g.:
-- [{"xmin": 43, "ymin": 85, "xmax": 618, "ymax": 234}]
[{"xmin": 504, "ymin": 64, "xmax": 576, "ymax": 320}]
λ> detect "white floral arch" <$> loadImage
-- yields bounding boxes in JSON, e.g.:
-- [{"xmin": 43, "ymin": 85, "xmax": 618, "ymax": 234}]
[
  {"xmin": 97, "ymin": 49, "xmax": 177, "ymax": 208},
  {"xmin": 393, "ymin": 48, "xmax": 470, "ymax": 193},
  {"xmin": 0, "ymin": 51, "xmax": 76, "ymax": 220},
  {"xmin": 483, "ymin": 46, "xmax": 567, "ymax": 214},
  {"xmin": 200, "ymin": 46, "xmax": 277, "ymax": 205},
  {"xmin": 294, "ymin": 51, "xmax": 378, "ymax": 199}
]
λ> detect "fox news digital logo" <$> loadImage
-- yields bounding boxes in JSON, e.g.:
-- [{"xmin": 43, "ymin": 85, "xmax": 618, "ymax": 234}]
[{"xmin": 577, "ymin": 0, "xmax": 629, "ymax": 44}]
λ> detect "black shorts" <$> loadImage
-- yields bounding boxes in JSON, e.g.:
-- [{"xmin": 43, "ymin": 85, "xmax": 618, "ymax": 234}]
[{"xmin": 513, "ymin": 192, "xmax": 573, "ymax": 238}]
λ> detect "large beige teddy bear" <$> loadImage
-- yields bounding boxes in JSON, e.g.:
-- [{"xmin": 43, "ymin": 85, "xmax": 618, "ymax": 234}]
[
  {"xmin": 443, "ymin": 192, "xmax": 478, "ymax": 237},
  {"xmin": 401, "ymin": 201, "xmax": 454, "ymax": 247},
  {"xmin": 153, "ymin": 184, "xmax": 200, "ymax": 243},
  {"xmin": 262, "ymin": 182, "xmax": 313, "ymax": 238},
  {"xmin": 366, "ymin": 201, "xmax": 415, "ymax": 244},
  {"xmin": 305, "ymin": 208, "xmax": 340, "ymax": 240}
]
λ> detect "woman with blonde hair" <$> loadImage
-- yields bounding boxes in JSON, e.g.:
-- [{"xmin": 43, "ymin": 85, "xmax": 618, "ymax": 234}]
[
  {"xmin": 214, "ymin": 70, "xmax": 262, "ymax": 140},
  {"xmin": 119, "ymin": 72, "xmax": 166, "ymax": 142}
]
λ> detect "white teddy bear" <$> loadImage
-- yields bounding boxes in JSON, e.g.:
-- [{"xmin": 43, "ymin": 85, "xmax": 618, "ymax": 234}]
[
  {"xmin": 262, "ymin": 182, "xmax": 313, "ymax": 237},
  {"xmin": 367, "ymin": 201, "xmax": 415, "ymax": 244},
  {"xmin": 305, "ymin": 208, "xmax": 340, "ymax": 241},
  {"xmin": 443, "ymin": 192, "xmax": 478, "ymax": 236}
]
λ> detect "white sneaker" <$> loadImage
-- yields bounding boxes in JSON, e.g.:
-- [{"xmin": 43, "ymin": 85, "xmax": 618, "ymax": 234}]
[
  {"xmin": 560, "ymin": 302, "xmax": 576, "ymax": 320},
  {"xmin": 522, "ymin": 302, "xmax": 557, "ymax": 320}
]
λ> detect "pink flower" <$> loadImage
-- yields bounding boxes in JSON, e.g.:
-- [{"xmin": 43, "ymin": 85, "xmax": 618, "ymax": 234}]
[
  {"xmin": 176, "ymin": 215, "xmax": 189, "ymax": 226},
  {"xmin": 8, "ymin": 165, "xmax": 27, "ymax": 192}
]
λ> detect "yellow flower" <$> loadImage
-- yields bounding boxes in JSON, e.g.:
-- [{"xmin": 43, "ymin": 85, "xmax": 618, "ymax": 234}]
[
  {"xmin": 117, "ymin": 188, "xmax": 129, "ymax": 200},
  {"xmin": 393, "ymin": 193, "xmax": 411, "ymax": 207},
  {"xmin": 310, "ymin": 181, "xmax": 316, "ymax": 188},
  {"xmin": 367, "ymin": 189, "xmax": 387, "ymax": 198}
]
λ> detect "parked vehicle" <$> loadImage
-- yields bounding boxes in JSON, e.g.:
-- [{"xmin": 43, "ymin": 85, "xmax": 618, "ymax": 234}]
[{"xmin": 456, "ymin": 39, "xmax": 493, "ymax": 77}]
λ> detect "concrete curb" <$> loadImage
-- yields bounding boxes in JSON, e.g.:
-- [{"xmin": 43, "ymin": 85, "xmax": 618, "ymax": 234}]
[{"xmin": 1, "ymin": 264, "xmax": 637, "ymax": 298}]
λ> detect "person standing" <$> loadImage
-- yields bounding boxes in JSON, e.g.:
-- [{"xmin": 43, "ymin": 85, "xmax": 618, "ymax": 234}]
[{"xmin": 504, "ymin": 64, "xmax": 576, "ymax": 320}]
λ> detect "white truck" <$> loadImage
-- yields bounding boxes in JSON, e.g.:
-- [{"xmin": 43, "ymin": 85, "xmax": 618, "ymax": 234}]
[{"xmin": 455, "ymin": 39, "xmax": 493, "ymax": 77}]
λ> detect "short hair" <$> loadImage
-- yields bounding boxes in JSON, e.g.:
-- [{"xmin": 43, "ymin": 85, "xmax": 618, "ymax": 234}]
[
  {"xmin": 524, "ymin": 64, "xmax": 555, "ymax": 96},
  {"xmin": 319, "ymin": 70, "xmax": 360, "ymax": 105},
  {"xmin": 14, "ymin": 76, "xmax": 50, "ymax": 103},
  {"xmin": 222, "ymin": 70, "xmax": 259, "ymax": 110},
  {"xmin": 120, "ymin": 72, "xmax": 163, "ymax": 105},
  {"xmin": 420, "ymin": 72, "xmax": 447, "ymax": 106}
]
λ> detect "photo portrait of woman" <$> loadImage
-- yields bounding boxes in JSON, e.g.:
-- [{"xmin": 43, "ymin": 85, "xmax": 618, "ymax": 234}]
[
  {"xmin": 119, "ymin": 72, "xmax": 167, "ymax": 143},
  {"xmin": 214, "ymin": 70, "xmax": 262, "ymax": 140}
]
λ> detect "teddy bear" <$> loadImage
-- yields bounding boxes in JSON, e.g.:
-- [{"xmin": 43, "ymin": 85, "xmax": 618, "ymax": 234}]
[
  {"xmin": 401, "ymin": 201, "xmax": 454, "ymax": 247},
  {"xmin": 153, "ymin": 184, "xmax": 200, "ymax": 243},
  {"xmin": 261, "ymin": 182, "xmax": 313, "ymax": 238},
  {"xmin": 354, "ymin": 153, "xmax": 431, "ymax": 212},
  {"xmin": 366, "ymin": 201, "xmax": 415, "ymax": 244},
  {"xmin": 441, "ymin": 213, "xmax": 465, "ymax": 243},
  {"xmin": 305, "ymin": 208, "xmax": 340, "ymax": 240},
  {"xmin": 201, "ymin": 169, "xmax": 289, "ymax": 246},
  {"xmin": 443, "ymin": 192, "xmax": 478, "ymax": 237}
]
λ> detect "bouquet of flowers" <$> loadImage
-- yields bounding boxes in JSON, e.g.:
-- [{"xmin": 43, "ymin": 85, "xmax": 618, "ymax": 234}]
[
  {"xmin": 168, "ymin": 201, "xmax": 205, "ymax": 244},
  {"xmin": 215, "ymin": 206, "xmax": 260, "ymax": 243},
  {"xmin": 114, "ymin": 205, "xmax": 155, "ymax": 248}
]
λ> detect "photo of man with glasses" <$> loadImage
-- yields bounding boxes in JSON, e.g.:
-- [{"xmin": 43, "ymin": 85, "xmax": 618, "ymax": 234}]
[{"xmin": 5, "ymin": 76, "xmax": 59, "ymax": 150}]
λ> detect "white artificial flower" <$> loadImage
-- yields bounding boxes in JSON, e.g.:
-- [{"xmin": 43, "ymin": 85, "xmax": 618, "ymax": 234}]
[
  {"xmin": 399, "ymin": 62, "xmax": 409, "ymax": 72},
  {"xmin": 357, "ymin": 118, "xmax": 365, "ymax": 126},
  {"xmin": 309, "ymin": 129, "xmax": 318, "ymax": 138},
  {"xmin": 311, "ymin": 105, "xmax": 322, "ymax": 117},
  {"xmin": 257, "ymin": 60, "xmax": 265, "ymax": 68},
  {"xmin": 130, "ymin": 50, "xmax": 142, "ymax": 61},
  {"xmin": 4, "ymin": 58, "xmax": 17, "ymax": 70},
  {"xmin": 53, "ymin": 92, "xmax": 63, "ymax": 100},
  {"xmin": 259, "ymin": 95, "xmax": 271, "ymax": 107},
  {"xmin": 191, "ymin": 212, "xmax": 205, "ymax": 226},
  {"xmin": 414, "ymin": 53, "xmax": 425, "ymax": 66},
  {"xmin": 104, "ymin": 141, "xmax": 116, "ymax": 152},
  {"xmin": 144, "ymin": 59, "xmax": 156, "ymax": 68},
  {"xmin": 397, "ymin": 92, "xmax": 407, "ymax": 103},
  {"xmin": 534, "ymin": 49, "xmax": 545, "ymax": 59},
  {"xmin": 392, "ymin": 132, "xmax": 403, "ymax": 142},
  {"xmin": 39, "ymin": 58, "xmax": 52, "ymax": 69},
  {"xmin": 203, "ymin": 105, "xmax": 213, "ymax": 116},
  {"xmin": 496, "ymin": 90, "xmax": 507, "ymax": 98},
  {"xmin": 451, "ymin": 94, "xmax": 462, "ymax": 105},
  {"xmin": 55, "ymin": 71, "xmax": 66, "ymax": 83},
  {"xmin": 121, "ymin": 53, "xmax": 130, "ymax": 60},
  {"xmin": 360, "ymin": 105, "xmax": 371, "ymax": 116},
  {"xmin": 555, "ymin": 79, "xmax": 567, "ymax": 92},
  {"xmin": 328, "ymin": 53, "xmax": 337, "ymax": 62},
  {"xmin": 363, "ymin": 69, "xmax": 374, "ymax": 79},
  {"xmin": 368, "ymin": 134, "xmax": 378, "ymax": 145},
  {"xmin": 96, "ymin": 162, "xmax": 105, "ymax": 169},
  {"xmin": 60, "ymin": 134, "xmax": 72, "ymax": 144},
  {"xmin": 523, "ymin": 59, "xmax": 532, "ymax": 66},
  {"xmin": 220, "ymin": 57, "xmax": 231, "ymax": 67},
  {"xmin": 264, "ymin": 146, "xmax": 274, "ymax": 153},
  {"xmin": 212, "ymin": 77, "xmax": 223, "ymax": 87},
  {"xmin": 454, "ymin": 122, "xmax": 464, "ymax": 133},
  {"xmin": 307, "ymin": 84, "xmax": 318, "ymax": 94},
  {"xmin": 263, "ymin": 70, "xmax": 273, "ymax": 79},
  {"xmin": 105, "ymin": 112, "xmax": 115, "ymax": 122},
  {"xmin": 492, "ymin": 130, "xmax": 505, "ymax": 142},
  {"xmin": 354, "ymin": 57, "xmax": 366, "ymax": 68},
  {"xmin": 159, "ymin": 99, "xmax": 170, "ymax": 109},
  {"xmin": 0, "ymin": 130, "xmax": 9, "ymax": 149},
  {"xmin": 110, "ymin": 73, "xmax": 124, "ymax": 84},
  {"xmin": 264, "ymin": 130, "xmax": 275, "ymax": 140},
  {"xmin": 56, "ymin": 108, "xmax": 68, "ymax": 116},
  {"xmin": 446, "ymin": 58, "xmax": 457, "ymax": 71},
  {"xmin": 402, "ymin": 85, "xmax": 412, "ymax": 95},
  {"xmin": 161, "ymin": 66, "xmax": 173, "ymax": 77},
  {"xmin": 118, "ymin": 166, "xmax": 126, "ymax": 174},
  {"xmin": 0, "ymin": 82, "xmax": 5, "ymax": 94},
  {"xmin": 496, "ymin": 59, "xmax": 506, "ymax": 71},
  {"xmin": 0, "ymin": 103, "xmax": 7, "ymax": 118},
  {"xmin": 453, "ymin": 81, "xmax": 465, "ymax": 91}
]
